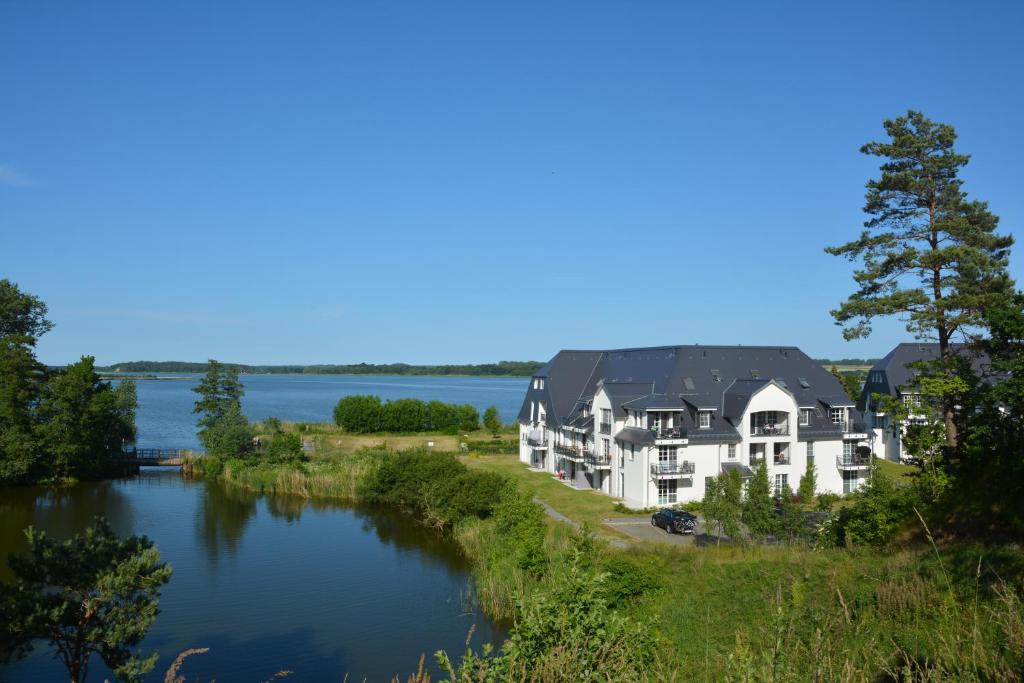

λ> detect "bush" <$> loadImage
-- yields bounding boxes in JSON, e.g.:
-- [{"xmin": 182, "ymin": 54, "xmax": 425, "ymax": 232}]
[
  {"xmin": 263, "ymin": 431, "xmax": 304, "ymax": 464},
  {"xmin": 199, "ymin": 404, "xmax": 254, "ymax": 459},
  {"xmin": 493, "ymin": 484, "xmax": 547, "ymax": 576},
  {"xmin": 596, "ymin": 553, "xmax": 662, "ymax": 607},
  {"xmin": 827, "ymin": 469, "xmax": 917, "ymax": 548},
  {"xmin": 332, "ymin": 395, "xmax": 480, "ymax": 433}
]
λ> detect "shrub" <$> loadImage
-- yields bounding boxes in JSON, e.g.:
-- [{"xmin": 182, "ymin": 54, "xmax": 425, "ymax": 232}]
[
  {"xmin": 263, "ymin": 431, "xmax": 304, "ymax": 464},
  {"xmin": 596, "ymin": 553, "xmax": 662, "ymax": 607},
  {"xmin": 828, "ymin": 469, "xmax": 917, "ymax": 547},
  {"xmin": 493, "ymin": 484, "xmax": 547, "ymax": 576},
  {"xmin": 199, "ymin": 404, "xmax": 254, "ymax": 459},
  {"xmin": 332, "ymin": 395, "xmax": 480, "ymax": 433},
  {"xmin": 333, "ymin": 395, "xmax": 384, "ymax": 433}
]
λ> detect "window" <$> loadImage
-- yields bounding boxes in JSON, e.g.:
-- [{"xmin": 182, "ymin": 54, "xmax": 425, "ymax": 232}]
[
  {"xmin": 658, "ymin": 445, "xmax": 677, "ymax": 462},
  {"xmin": 799, "ymin": 408, "xmax": 812, "ymax": 426},
  {"xmin": 600, "ymin": 408, "xmax": 611, "ymax": 423},
  {"xmin": 830, "ymin": 408, "xmax": 844, "ymax": 424},
  {"xmin": 807, "ymin": 441, "xmax": 814, "ymax": 465},
  {"xmin": 727, "ymin": 444, "xmax": 736, "ymax": 459},
  {"xmin": 705, "ymin": 476, "xmax": 714, "ymax": 490},
  {"xmin": 798, "ymin": 377, "xmax": 811, "ymax": 389},
  {"xmin": 628, "ymin": 443, "xmax": 635, "ymax": 461},
  {"xmin": 699, "ymin": 411, "xmax": 711, "ymax": 429},
  {"xmin": 842, "ymin": 470, "xmax": 859, "ymax": 493},
  {"xmin": 602, "ymin": 439, "xmax": 610, "ymax": 456},
  {"xmin": 870, "ymin": 371, "xmax": 884, "ymax": 383},
  {"xmin": 774, "ymin": 473, "xmax": 789, "ymax": 493},
  {"xmin": 658, "ymin": 479, "xmax": 678, "ymax": 505},
  {"xmin": 651, "ymin": 413, "xmax": 661, "ymax": 430},
  {"xmin": 843, "ymin": 441, "xmax": 856, "ymax": 459},
  {"xmin": 903, "ymin": 394, "xmax": 921, "ymax": 410}
]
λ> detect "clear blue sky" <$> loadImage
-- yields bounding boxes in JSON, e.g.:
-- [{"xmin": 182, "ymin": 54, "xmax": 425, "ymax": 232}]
[{"xmin": 3, "ymin": 1, "xmax": 1022, "ymax": 366}]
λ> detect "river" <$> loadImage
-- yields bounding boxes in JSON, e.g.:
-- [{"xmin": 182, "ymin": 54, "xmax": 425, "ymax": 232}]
[{"xmin": 0, "ymin": 375, "xmax": 524, "ymax": 682}]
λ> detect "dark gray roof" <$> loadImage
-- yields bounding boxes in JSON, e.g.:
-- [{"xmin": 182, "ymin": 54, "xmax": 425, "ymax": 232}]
[
  {"xmin": 519, "ymin": 344, "xmax": 862, "ymax": 432},
  {"xmin": 620, "ymin": 394, "xmax": 685, "ymax": 411},
  {"xmin": 857, "ymin": 343, "xmax": 990, "ymax": 412},
  {"xmin": 613, "ymin": 427, "xmax": 656, "ymax": 445},
  {"xmin": 721, "ymin": 462, "xmax": 754, "ymax": 479},
  {"xmin": 722, "ymin": 379, "xmax": 772, "ymax": 419}
]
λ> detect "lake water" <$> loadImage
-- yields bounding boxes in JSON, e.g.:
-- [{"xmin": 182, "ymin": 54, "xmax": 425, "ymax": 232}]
[
  {"xmin": 0, "ymin": 375, "xmax": 526, "ymax": 682},
  {"xmin": 121, "ymin": 374, "xmax": 529, "ymax": 450},
  {"xmin": 0, "ymin": 472, "xmax": 506, "ymax": 682}
]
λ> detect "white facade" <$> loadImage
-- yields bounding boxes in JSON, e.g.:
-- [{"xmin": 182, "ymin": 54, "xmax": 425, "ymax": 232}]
[{"xmin": 520, "ymin": 379, "xmax": 871, "ymax": 509}]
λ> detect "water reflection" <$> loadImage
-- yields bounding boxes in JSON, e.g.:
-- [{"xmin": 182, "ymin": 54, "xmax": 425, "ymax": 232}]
[
  {"xmin": 0, "ymin": 482, "xmax": 134, "ymax": 581},
  {"xmin": 196, "ymin": 482, "xmax": 257, "ymax": 564}
]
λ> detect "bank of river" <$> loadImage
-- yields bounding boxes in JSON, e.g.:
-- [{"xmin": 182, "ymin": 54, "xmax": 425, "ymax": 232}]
[{"xmin": 0, "ymin": 470, "xmax": 506, "ymax": 682}]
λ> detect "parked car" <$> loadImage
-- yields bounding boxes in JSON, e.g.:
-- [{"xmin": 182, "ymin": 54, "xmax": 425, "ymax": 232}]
[{"xmin": 651, "ymin": 508, "xmax": 697, "ymax": 534}]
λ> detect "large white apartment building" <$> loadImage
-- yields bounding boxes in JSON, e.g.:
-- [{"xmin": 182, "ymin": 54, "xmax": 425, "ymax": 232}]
[
  {"xmin": 857, "ymin": 343, "xmax": 992, "ymax": 463},
  {"xmin": 518, "ymin": 346, "xmax": 871, "ymax": 509}
]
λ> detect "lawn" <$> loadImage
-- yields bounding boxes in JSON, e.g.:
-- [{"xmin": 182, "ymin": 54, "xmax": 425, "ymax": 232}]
[
  {"xmin": 875, "ymin": 457, "xmax": 918, "ymax": 484},
  {"xmin": 461, "ymin": 454, "xmax": 646, "ymax": 540}
]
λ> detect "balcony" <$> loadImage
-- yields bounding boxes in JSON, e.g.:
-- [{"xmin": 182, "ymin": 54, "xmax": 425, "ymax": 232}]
[
  {"xmin": 598, "ymin": 422, "xmax": 612, "ymax": 435},
  {"xmin": 773, "ymin": 453, "xmax": 790, "ymax": 465},
  {"xmin": 585, "ymin": 453, "xmax": 613, "ymax": 469},
  {"xmin": 650, "ymin": 460, "xmax": 695, "ymax": 478},
  {"xmin": 654, "ymin": 427, "xmax": 688, "ymax": 443},
  {"xmin": 750, "ymin": 424, "xmax": 790, "ymax": 437},
  {"xmin": 837, "ymin": 453, "xmax": 872, "ymax": 470},
  {"xmin": 553, "ymin": 443, "xmax": 590, "ymax": 461},
  {"xmin": 840, "ymin": 421, "xmax": 869, "ymax": 439},
  {"xmin": 527, "ymin": 435, "xmax": 548, "ymax": 448}
]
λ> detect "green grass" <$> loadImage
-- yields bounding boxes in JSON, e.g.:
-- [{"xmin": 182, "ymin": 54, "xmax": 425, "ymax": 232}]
[
  {"xmin": 461, "ymin": 454, "xmax": 646, "ymax": 540},
  {"xmin": 876, "ymin": 457, "xmax": 918, "ymax": 484}
]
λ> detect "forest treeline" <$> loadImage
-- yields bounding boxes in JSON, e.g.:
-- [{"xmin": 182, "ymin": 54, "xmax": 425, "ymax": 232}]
[{"xmin": 96, "ymin": 360, "xmax": 543, "ymax": 376}]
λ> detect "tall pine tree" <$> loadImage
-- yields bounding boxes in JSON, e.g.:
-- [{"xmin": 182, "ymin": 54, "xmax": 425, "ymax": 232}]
[{"xmin": 827, "ymin": 111, "xmax": 1014, "ymax": 449}]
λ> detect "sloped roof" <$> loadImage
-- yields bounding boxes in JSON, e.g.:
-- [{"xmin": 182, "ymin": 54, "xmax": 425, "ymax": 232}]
[{"xmin": 857, "ymin": 343, "xmax": 991, "ymax": 412}]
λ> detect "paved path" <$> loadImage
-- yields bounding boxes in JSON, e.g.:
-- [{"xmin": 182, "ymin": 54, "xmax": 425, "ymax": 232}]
[{"xmin": 531, "ymin": 497, "xmax": 630, "ymax": 549}]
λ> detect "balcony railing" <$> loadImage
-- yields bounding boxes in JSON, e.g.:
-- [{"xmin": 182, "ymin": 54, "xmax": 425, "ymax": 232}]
[
  {"xmin": 650, "ymin": 461, "xmax": 695, "ymax": 476},
  {"xmin": 654, "ymin": 427, "xmax": 688, "ymax": 440},
  {"xmin": 750, "ymin": 424, "xmax": 790, "ymax": 437},
  {"xmin": 773, "ymin": 454, "xmax": 790, "ymax": 465},
  {"xmin": 836, "ymin": 454, "xmax": 872, "ymax": 469},
  {"xmin": 585, "ymin": 453, "xmax": 613, "ymax": 468},
  {"xmin": 830, "ymin": 420, "xmax": 869, "ymax": 434},
  {"xmin": 598, "ymin": 422, "xmax": 612, "ymax": 434},
  {"xmin": 527, "ymin": 435, "xmax": 548, "ymax": 447},
  {"xmin": 553, "ymin": 443, "xmax": 591, "ymax": 459},
  {"xmin": 749, "ymin": 456, "xmax": 766, "ymax": 467}
]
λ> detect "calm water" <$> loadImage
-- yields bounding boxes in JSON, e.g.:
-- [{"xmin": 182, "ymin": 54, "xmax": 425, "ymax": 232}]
[
  {"xmin": 121, "ymin": 374, "xmax": 529, "ymax": 450},
  {"xmin": 0, "ymin": 471, "xmax": 506, "ymax": 682}
]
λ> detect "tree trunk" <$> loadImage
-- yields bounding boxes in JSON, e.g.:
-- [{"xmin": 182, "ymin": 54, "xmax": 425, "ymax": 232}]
[{"xmin": 930, "ymin": 199, "xmax": 959, "ymax": 451}]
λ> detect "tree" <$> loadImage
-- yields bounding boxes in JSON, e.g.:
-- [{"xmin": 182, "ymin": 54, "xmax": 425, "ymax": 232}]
[
  {"xmin": 192, "ymin": 360, "xmax": 244, "ymax": 432},
  {"xmin": 0, "ymin": 280, "xmax": 52, "ymax": 483},
  {"xmin": 333, "ymin": 395, "xmax": 384, "ymax": 433},
  {"xmin": 826, "ymin": 110, "xmax": 1015, "ymax": 450},
  {"xmin": 0, "ymin": 518, "xmax": 172, "ymax": 683},
  {"xmin": 193, "ymin": 360, "xmax": 251, "ymax": 457},
  {"xmin": 742, "ymin": 461, "xmax": 776, "ymax": 538},
  {"xmin": 798, "ymin": 458, "xmax": 817, "ymax": 501},
  {"xmin": 829, "ymin": 365, "xmax": 863, "ymax": 401},
  {"xmin": 35, "ymin": 357, "xmax": 137, "ymax": 480},
  {"xmin": 703, "ymin": 470, "xmax": 743, "ymax": 545},
  {"xmin": 483, "ymin": 406, "xmax": 502, "ymax": 436}
]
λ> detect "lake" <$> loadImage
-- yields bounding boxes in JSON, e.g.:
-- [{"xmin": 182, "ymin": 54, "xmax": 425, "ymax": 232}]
[
  {"xmin": 120, "ymin": 374, "xmax": 529, "ymax": 450},
  {"xmin": 0, "ymin": 375, "xmax": 526, "ymax": 681},
  {"xmin": 0, "ymin": 472, "xmax": 507, "ymax": 682}
]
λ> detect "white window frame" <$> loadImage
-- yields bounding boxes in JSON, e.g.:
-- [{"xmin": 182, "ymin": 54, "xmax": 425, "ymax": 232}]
[
  {"xmin": 830, "ymin": 408, "xmax": 844, "ymax": 424},
  {"xmin": 657, "ymin": 478, "xmax": 678, "ymax": 505},
  {"xmin": 601, "ymin": 439, "xmax": 610, "ymax": 456},
  {"xmin": 799, "ymin": 408, "xmax": 812, "ymax": 426},
  {"xmin": 727, "ymin": 444, "xmax": 736, "ymax": 459},
  {"xmin": 658, "ymin": 445, "xmax": 676, "ymax": 462},
  {"xmin": 698, "ymin": 411, "xmax": 711, "ymax": 429},
  {"xmin": 807, "ymin": 441, "xmax": 814, "ymax": 462},
  {"xmin": 774, "ymin": 473, "xmax": 788, "ymax": 493}
]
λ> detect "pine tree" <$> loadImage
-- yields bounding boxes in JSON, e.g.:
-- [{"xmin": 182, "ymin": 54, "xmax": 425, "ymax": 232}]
[{"xmin": 827, "ymin": 111, "xmax": 1015, "ymax": 450}]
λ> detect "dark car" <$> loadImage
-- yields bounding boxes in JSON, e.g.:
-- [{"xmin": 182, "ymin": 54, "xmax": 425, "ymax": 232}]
[{"xmin": 651, "ymin": 508, "xmax": 697, "ymax": 534}]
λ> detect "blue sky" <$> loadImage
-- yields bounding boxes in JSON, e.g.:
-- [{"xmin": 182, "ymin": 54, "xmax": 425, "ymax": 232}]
[{"xmin": 3, "ymin": 1, "xmax": 1022, "ymax": 366}]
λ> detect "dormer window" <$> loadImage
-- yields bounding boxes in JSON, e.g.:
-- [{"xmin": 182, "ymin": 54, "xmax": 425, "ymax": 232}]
[
  {"xmin": 799, "ymin": 408, "xmax": 812, "ymax": 426},
  {"xmin": 698, "ymin": 410, "xmax": 711, "ymax": 429},
  {"xmin": 533, "ymin": 378, "xmax": 545, "ymax": 390},
  {"xmin": 830, "ymin": 408, "xmax": 844, "ymax": 424}
]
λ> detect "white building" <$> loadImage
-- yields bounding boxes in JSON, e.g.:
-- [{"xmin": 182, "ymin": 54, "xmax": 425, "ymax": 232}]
[
  {"xmin": 857, "ymin": 343, "xmax": 991, "ymax": 463},
  {"xmin": 518, "ymin": 346, "xmax": 871, "ymax": 509}
]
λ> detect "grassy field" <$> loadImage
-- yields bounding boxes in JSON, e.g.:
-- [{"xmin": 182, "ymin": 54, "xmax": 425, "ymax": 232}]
[{"xmin": 462, "ymin": 454, "xmax": 645, "ymax": 540}]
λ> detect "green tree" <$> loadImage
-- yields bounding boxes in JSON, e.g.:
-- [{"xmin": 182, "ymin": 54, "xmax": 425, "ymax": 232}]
[
  {"xmin": 742, "ymin": 461, "xmax": 776, "ymax": 539},
  {"xmin": 0, "ymin": 518, "xmax": 172, "ymax": 683},
  {"xmin": 198, "ymin": 403, "xmax": 253, "ymax": 459},
  {"xmin": 192, "ymin": 360, "xmax": 244, "ymax": 432},
  {"xmin": 193, "ymin": 360, "xmax": 251, "ymax": 457},
  {"xmin": 332, "ymin": 395, "xmax": 384, "ymax": 433},
  {"xmin": 798, "ymin": 458, "xmax": 817, "ymax": 500},
  {"xmin": 263, "ymin": 430, "xmax": 304, "ymax": 464},
  {"xmin": 826, "ymin": 110, "xmax": 1015, "ymax": 450},
  {"xmin": 35, "ymin": 357, "xmax": 137, "ymax": 480},
  {"xmin": 0, "ymin": 280, "xmax": 52, "ymax": 483},
  {"xmin": 483, "ymin": 405, "xmax": 502, "ymax": 436},
  {"xmin": 703, "ymin": 469, "xmax": 743, "ymax": 545},
  {"xmin": 829, "ymin": 365, "xmax": 863, "ymax": 401}
]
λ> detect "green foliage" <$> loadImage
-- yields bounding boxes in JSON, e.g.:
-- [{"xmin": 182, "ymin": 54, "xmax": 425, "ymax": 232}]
[
  {"xmin": 775, "ymin": 487, "xmax": 808, "ymax": 543},
  {"xmin": 263, "ymin": 431, "xmax": 304, "ymax": 464},
  {"xmin": 0, "ymin": 517, "xmax": 171, "ymax": 683},
  {"xmin": 35, "ymin": 357, "xmax": 138, "ymax": 480},
  {"xmin": 828, "ymin": 469, "xmax": 917, "ymax": 548},
  {"xmin": 798, "ymin": 459, "xmax": 817, "ymax": 500},
  {"xmin": 483, "ymin": 405, "xmax": 502, "ymax": 435},
  {"xmin": 703, "ymin": 469, "xmax": 743, "ymax": 544},
  {"xmin": 742, "ymin": 461, "xmax": 776, "ymax": 538},
  {"xmin": 261, "ymin": 416, "xmax": 283, "ymax": 433},
  {"xmin": 595, "ymin": 552, "xmax": 662, "ymax": 608},
  {"xmin": 102, "ymin": 360, "xmax": 544, "ymax": 376},
  {"xmin": 332, "ymin": 394, "xmax": 479, "ymax": 433},
  {"xmin": 198, "ymin": 403, "xmax": 253, "ymax": 460},
  {"xmin": 815, "ymin": 492, "xmax": 839, "ymax": 512},
  {"xmin": 492, "ymin": 484, "xmax": 547, "ymax": 576},
  {"xmin": 359, "ymin": 450, "xmax": 506, "ymax": 531},
  {"xmin": 436, "ymin": 546, "xmax": 659, "ymax": 682}
]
